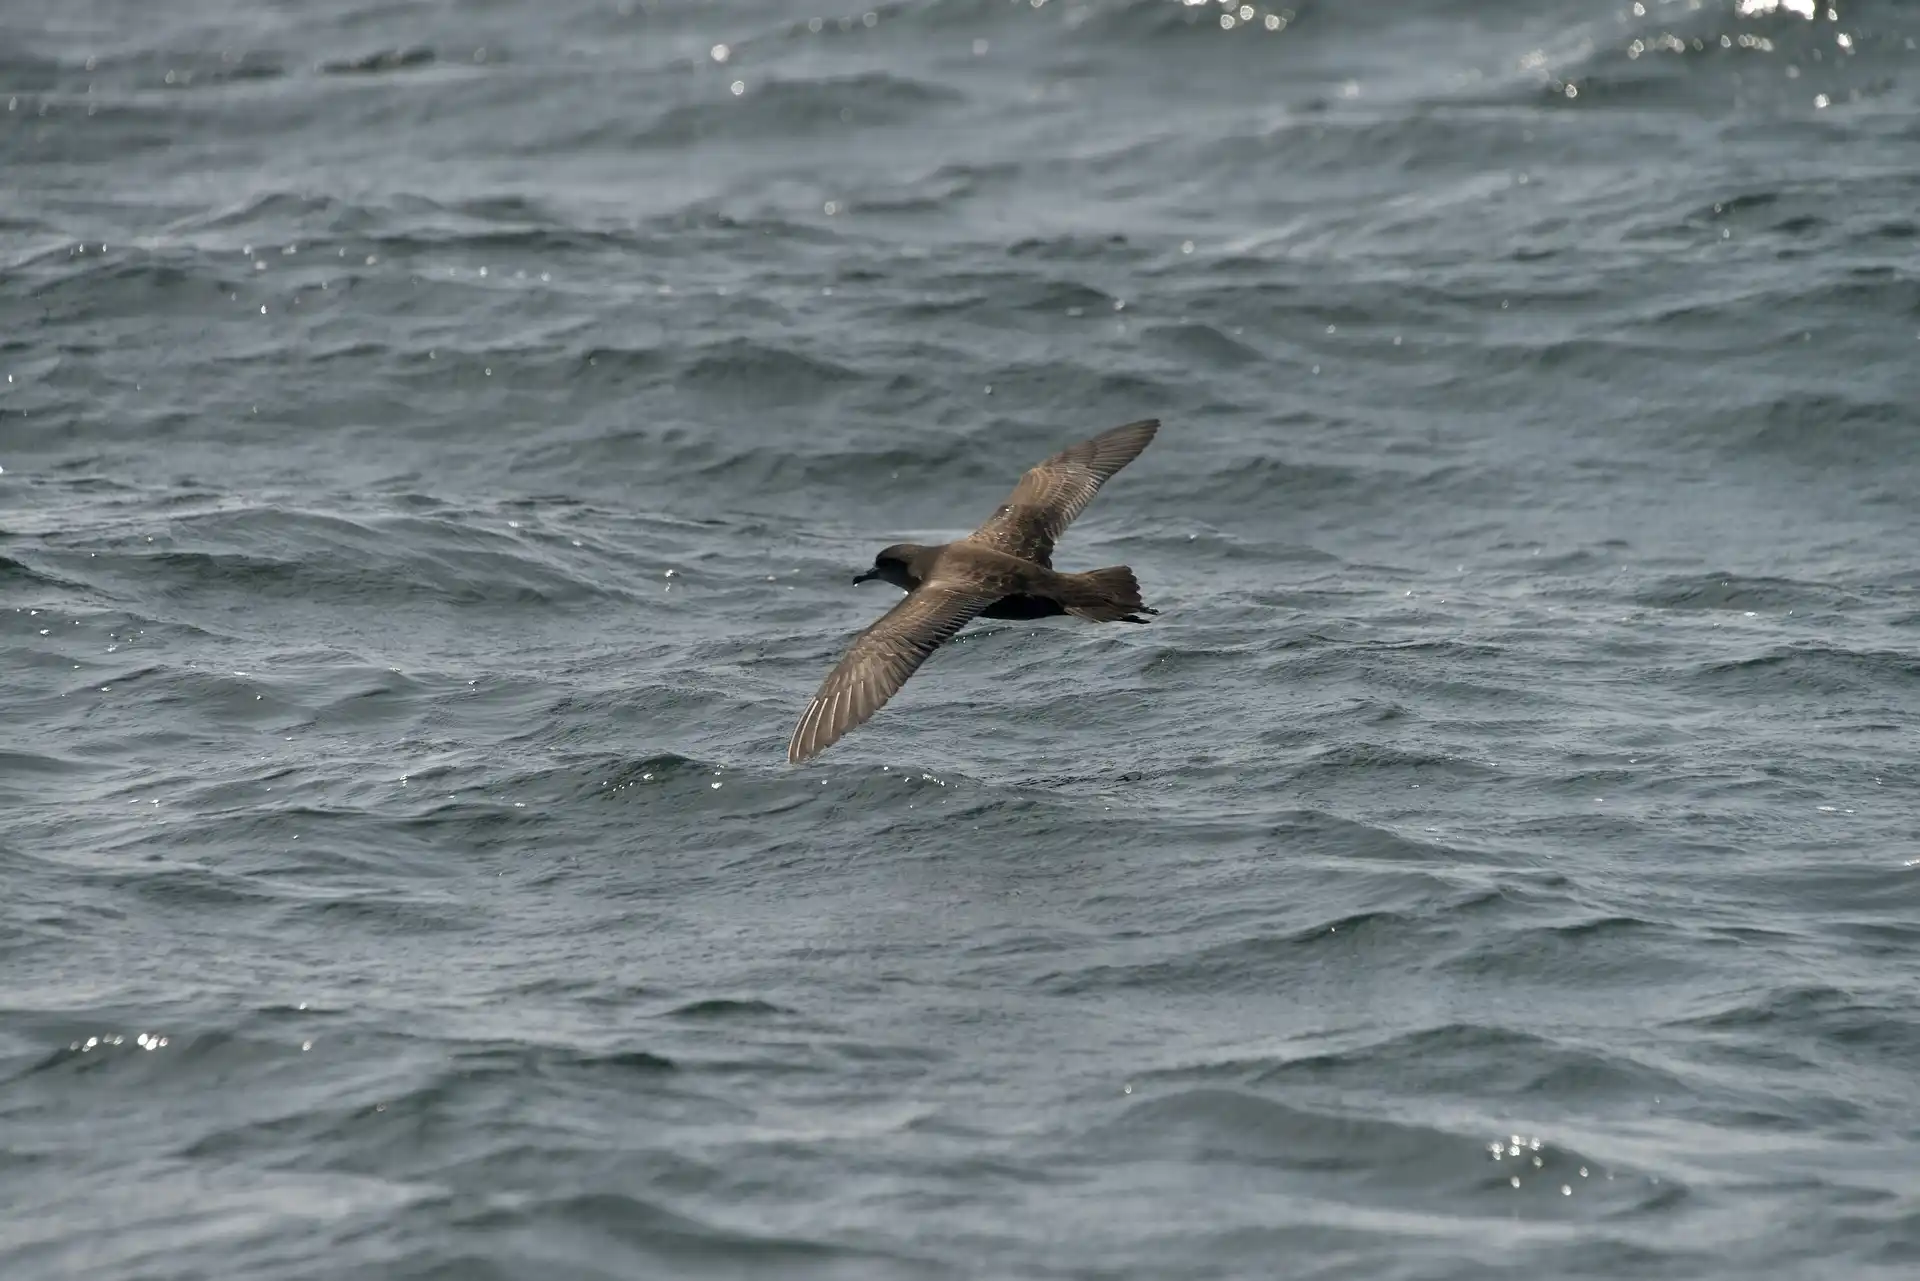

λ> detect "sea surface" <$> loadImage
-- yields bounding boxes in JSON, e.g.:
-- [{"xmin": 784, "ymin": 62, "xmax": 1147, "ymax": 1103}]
[{"xmin": 4, "ymin": 1, "xmax": 1919, "ymax": 1277}]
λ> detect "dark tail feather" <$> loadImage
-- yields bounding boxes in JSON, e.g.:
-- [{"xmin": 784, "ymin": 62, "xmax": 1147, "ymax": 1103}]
[{"xmin": 1062, "ymin": 565, "xmax": 1157, "ymax": 624}]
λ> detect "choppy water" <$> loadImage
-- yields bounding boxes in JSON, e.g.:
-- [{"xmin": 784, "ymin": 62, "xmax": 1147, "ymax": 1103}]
[{"xmin": 5, "ymin": 1, "xmax": 1920, "ymax": 1277}]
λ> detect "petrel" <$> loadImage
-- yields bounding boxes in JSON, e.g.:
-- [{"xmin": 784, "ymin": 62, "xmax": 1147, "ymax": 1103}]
[{"xmin": 787, "ymin": 418, "xmax": 1160, "ymax": 763}]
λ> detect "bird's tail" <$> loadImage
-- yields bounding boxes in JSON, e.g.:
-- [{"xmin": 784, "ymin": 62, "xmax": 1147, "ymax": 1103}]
[{"xmin": 1059, "ymin": 566, "xmax": 1157, "ymax": 624}]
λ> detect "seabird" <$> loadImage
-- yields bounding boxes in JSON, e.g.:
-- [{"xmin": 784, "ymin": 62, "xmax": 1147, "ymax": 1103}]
[{"xmin": 787, "ymin": 418, "xmax": 1160, "ymax": 763}]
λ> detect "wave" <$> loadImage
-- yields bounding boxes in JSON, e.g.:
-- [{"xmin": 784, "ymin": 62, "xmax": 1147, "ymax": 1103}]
[
  {"xmin": 1685, "ymin": 644, "xmax": 1920, "ymax": 696},
  {"xmin": 575, "ymin": 71, "xmax": 965, "ymax": 153},
  {"xmin": 1076, "ymin": 1083, "xmax": 1666, "ymax": 1219},
  {"xmin": 1632, "ymin": 573, "xmax": 1873, "ymax": 615}
]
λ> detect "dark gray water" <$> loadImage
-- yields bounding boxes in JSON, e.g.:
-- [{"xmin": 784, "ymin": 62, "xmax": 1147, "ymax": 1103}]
[{"xmin": 5, "ymin": 1, "xmax": 1919, "ymax": 1277}]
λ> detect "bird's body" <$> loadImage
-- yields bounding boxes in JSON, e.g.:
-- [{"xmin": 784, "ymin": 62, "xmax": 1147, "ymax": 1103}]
[
  {"xmin": 853, "ymin": 542, "xmax": 1133, "ymax": 620},
  {"xmin": 787, "ymin": 418, "xmax": 1160, "ymax": 764}
]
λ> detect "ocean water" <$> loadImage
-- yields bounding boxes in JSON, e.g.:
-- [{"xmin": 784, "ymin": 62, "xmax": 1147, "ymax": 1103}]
[{"xmin": 4, "ymin": 0, "xmax": 1919, "ymax": 1276}]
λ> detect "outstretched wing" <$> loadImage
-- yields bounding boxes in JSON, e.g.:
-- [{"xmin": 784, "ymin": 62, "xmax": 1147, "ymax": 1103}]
[
  {"xmin": 788, "ymin": 583, "xmax": 995, "ymax": 763},
  {"xmin": 963, "ymin": 418, "xmax": 1159, "ymax": 567}
]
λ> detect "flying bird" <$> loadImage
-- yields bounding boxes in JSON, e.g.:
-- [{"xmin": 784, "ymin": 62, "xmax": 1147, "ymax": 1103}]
[{"xmin": 787, "ymin": 418, "xmax": 1160, "ymax": 763}]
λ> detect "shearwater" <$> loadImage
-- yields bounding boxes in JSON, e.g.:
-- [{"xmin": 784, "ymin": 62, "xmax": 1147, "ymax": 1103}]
[{"xmin": 788, "ymin": 419, "xmax": 1161, "ymax": 764}]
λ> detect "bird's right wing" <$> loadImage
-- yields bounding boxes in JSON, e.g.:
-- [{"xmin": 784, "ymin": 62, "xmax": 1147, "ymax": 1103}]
[
  {"xmin": 963, "ymin": 418, "xmax": 1159, "ymax": 568},
  {"xmin": 788, "ymin": 583, "xmax": 995, "ymax": 763}
]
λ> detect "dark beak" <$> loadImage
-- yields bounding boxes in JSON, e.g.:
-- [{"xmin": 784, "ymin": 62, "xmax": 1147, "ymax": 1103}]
[{"xmin": 852, "ymin": 570, "xmax": 877, "ymax": 586}]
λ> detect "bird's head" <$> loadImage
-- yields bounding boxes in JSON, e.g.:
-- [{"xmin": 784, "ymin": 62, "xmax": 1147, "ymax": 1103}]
[{"xmin": 854, "ymin": 543, "xmax": 924, "ymax": 590}]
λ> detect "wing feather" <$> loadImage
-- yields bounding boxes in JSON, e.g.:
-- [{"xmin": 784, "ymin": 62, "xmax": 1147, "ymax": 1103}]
[
  {"xmin": 963, "ymin": 418, "xmax": 1158, "ymax": 566},
  {"xmin": 787, "ymin": 583, "xmax": 993, "ymax": 763}
]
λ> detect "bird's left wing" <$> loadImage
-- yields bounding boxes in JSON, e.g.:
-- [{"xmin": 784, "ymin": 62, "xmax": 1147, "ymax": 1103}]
[
  {"xmin": 964, "ymin": 418, "xmax": 1159, "ymax": 567},
  {"xmin": 787, "ymin": 582, "xmax": 995, "ymax": 763}
]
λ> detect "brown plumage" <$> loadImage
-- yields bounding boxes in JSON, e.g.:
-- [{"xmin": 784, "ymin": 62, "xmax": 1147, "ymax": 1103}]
[{"xmin": 787, "ymin": 418, "xmax": 1159, "ymax": 764}]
